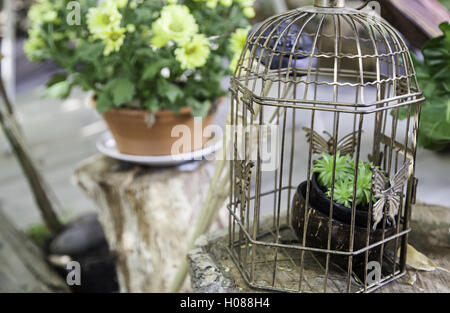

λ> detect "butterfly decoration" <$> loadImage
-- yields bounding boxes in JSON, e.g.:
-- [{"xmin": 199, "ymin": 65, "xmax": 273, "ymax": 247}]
[
  {"xmin": 371, "ymin": 159, "xmax": 411, "ymax": 230},
  {"xmin": 303, "ymin": 127, "xmax": 361, "ymax": 156},
  {"xmin": 234, "ymin": 160, "xmax": 254, "ymax": 210},
  {"xmin": 368, "ymin": 152, "xmax": 383, "ymax": 165}
]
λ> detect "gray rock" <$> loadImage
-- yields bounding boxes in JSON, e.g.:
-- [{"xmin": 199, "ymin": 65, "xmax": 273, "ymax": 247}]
[
  {"xmin": 188, "ymin": 233, "xmax": 237, "ymax": 293},
  {"xmin": 49, "ymin": 213, "xmax": 107, "ymax": 256}
]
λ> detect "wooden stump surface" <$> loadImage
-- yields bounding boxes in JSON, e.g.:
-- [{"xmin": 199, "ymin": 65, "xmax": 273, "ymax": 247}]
[{"xmin": 73, "ymin": 155, "xmax": 227, "ymax": 292}]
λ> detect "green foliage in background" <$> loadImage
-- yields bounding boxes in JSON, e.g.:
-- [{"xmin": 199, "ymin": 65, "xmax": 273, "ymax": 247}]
[
  {"xmin": 399, "ymin": 22, "xmax": 450, "ymax": 151},
  {"xmin": 313, "ymin": 153, "xmax": 376, "ymax": 208},
  {"xmin": 24, "ymin": 0, "xmax": 253, "ymax": 116},
  {"xmin": 26, "ymin": 223, "xmax": 52, "ymax": 247},
  {"xmin": 438, "ymin": 0, "xmax": 450, "ymax": 10}
]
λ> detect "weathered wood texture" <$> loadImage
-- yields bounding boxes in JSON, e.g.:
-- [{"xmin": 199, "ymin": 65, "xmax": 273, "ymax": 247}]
[
  {"xmin": 0, "ymin": 77, "xmax": 63, "ymax": 235},
  {"xmin": 188, "ymin": 202, "xmax": 450, "ymax": 293},
  {"xmin": 73, "ymin": 155, "xmax": 227, "ymax": 292},
  {"xmin": 0, "ymin": 209, "xmax": 69, "ymax": 293},
  {"xmin": 380, "ymin": 0, "xmax": 450, "ymax": 48}
]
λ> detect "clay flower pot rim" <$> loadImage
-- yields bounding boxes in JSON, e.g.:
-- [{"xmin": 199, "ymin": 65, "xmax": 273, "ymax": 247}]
[{"xmin": 103, "ymin": 106, "xmax": 194, "ymax": 117}]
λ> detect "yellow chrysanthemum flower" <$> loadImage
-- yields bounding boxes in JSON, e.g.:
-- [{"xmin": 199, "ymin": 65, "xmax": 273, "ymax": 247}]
[
  {"xmin": 235, "ymin": 0, "xmax": 254, "ymax": 7},
  {"xmin": 220, "ymin": 0, "xmax": 233, "ymax": 7},
  {"xmin": 175, "ymin": 34, "xmax": 210, "ymax": 69},
  {"xmin": 243, "ymin": 6, "xmax": 255, "ymax": 18},
  {"xmin": 112, "ymin": 0, "xmax": 129, "ymax": 8},
  {"xmin": 229, "ymin": 27, "xmax": 249, "ymax": 71},
  {"xmin": 151, "ymin": 5, "xmax": 198, "ymax": 48},
  {"xmin": 87, "ymin": 2, "xmax": 122, "ymax": 39},
  {"xmin": 229, "ymin": 54, "xmax": 240, "ymax": 72},
  {"xmin": 206, "ymin": 0, "xmax": 218, "ymax": 8},
  {"xmin": 24, "ymin": 27, "xmax": 47, "ymax": 62},
  {"xmin": 127, "ymin": 24, "xmax": 136, "ymax": 33},
  {"xmin": 28, "ymin": 0, "xmax": 59, "ymax": 24},
  {"xmin": 230, "ymin": 27, "xmax": 249, "ymax": 54},
  {"xmin": 230, "ymin": 50, "xmax": 253, "ymax": 72},
  {"xmin": 235, "ymin": 0, "xmax": 255, "ymax": 18},
  {"xmin": 103, "ymin": 27, "xmax": 126, "ymax": 56}
]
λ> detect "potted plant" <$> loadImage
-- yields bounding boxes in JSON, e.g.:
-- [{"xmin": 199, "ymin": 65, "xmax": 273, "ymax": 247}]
[
  {"xmin": 24, "ymin": 0, "xmax": 254, "ymax": 155},
  {"xmin": 291, "ymin": 152, "xmax": 398, "ymax": 269}
]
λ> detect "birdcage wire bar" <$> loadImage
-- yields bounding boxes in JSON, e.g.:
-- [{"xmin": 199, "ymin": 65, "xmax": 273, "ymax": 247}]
[{"xmin": 227, "ymin": 2, "xmax": 423, "ymax": 293}]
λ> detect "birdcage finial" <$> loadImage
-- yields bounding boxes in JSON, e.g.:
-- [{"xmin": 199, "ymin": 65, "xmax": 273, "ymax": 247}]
[{"xmin": 314, "ymin": 0, "xmax": 345, "ymax": 8}]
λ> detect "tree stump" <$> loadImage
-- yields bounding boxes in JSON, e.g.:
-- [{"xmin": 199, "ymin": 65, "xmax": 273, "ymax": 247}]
[
  {"xmin": 188, "ymin": 203, "xmax": 450, "ymax": 293},
  {"xmin": 73, "ymin": 155, "xmax": 227, "ymax": 292},
  {"xmin": 0, "ymin": 209, "xmax": 69, "ymax": 293}
]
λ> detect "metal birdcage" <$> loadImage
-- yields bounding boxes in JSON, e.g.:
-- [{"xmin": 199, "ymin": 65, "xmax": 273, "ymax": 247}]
[{"xmin": 227, "ymin": 0, "xmax": 424, "ymax": 293}]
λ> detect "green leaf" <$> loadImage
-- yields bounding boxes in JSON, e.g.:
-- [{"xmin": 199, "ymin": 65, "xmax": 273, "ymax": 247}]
[
  {"xmin": 398, "ymin": 22, "xmax": 450, "ymax": 151},
  {"xmin": 142, "ymin": 60, "xmax": 170, "ymax": 80},
  {"xmin": 135, "ymin": 7, "xmax": 154, "ymax": 23},
  {"xmin": 46, "ymin": 73, "xmax": 67, "ymax": 87},
  {"xmin": 76, "ymin": 42, "xmax": 104, "ymax": 62},
  {"xmin": 143, "ymin": 96, "xmax": 159, "ymax": 112},
  {"xmin": 104, "ymin": 78, "xmax": 136, "ymax": 106},
  {"xmin": 187, "ymin": 97, "xmax": 211, "ymax": 117},
  {"xmin": 157, "ymin": 79, "xmax": 183, "ymax": 104},
  {"xmin": 43, "ymin": 80, "xmax": 71, "ymax": 99},
  {"xmin": 95, "ymin": 92, "xmax": 113, "ymax": 114},
  {"xmin": 446, "ymin": 98, "xmax": 450, "ymax": 123}
]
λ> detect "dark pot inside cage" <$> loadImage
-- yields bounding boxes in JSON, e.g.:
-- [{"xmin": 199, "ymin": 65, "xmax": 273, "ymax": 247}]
[
  {"xmin": 308, "ymin": 173, "xmax": 394, "ymax": 229},
  {"xmin": 291, "ymin": 180, "xmax": 396, "ymax": 271}
]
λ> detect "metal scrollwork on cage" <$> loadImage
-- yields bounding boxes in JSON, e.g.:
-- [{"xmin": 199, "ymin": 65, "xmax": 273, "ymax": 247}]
[{"xmin": 227, "ymin": 0, "xmax": 424, "ymax": 293}]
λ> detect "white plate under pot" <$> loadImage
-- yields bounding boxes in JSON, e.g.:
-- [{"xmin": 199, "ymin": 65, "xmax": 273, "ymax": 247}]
[{"xmin": 96, "ymin": 132, "xmax": 222, "ymax": 167}]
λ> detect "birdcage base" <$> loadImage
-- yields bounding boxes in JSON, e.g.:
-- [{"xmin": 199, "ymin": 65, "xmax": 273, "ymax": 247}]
[
  {"xmin": 227, "ymin": 204, "xmax": 403, "ymax": 293},
  {"xmin": 226, "ymin": 223, "xmax": 404, "ymax": 293}
]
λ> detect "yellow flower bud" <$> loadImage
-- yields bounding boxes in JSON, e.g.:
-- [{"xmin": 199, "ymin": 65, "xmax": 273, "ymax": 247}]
[{"xmin": 243, "ymin": 6, "xmax": 255, "ymax": 18}]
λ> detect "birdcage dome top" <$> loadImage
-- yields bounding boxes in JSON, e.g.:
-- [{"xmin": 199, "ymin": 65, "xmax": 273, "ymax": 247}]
[{"xmin": 231, "ymin": 3, "xmax": 424, "ymax": 113}]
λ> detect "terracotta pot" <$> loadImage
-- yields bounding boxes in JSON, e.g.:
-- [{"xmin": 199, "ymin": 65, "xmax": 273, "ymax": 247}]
[{"xmin": 102, "ymin": 106, "xmax": 216, "ymax": 156}]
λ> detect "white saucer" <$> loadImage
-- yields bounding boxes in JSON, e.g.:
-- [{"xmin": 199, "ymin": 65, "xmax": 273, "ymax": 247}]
[{"xmin": 96, "ymin": 132, "xmax": 222, "ymax": 166}]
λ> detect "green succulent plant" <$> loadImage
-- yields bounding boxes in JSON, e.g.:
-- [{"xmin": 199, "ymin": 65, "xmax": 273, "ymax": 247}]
[
  {"xmin": 354, "ymin": 161, "xmax": 374, "ymax": 205},
  {"xmin": 313, "ymin": 153, "xmax": 377, "ymax": 209},
  {"xmin": 326, "ymin": 179, "xmax": 354, "ymax": 208},
  {"xmin": 312, "ymin": 152, "xmax": 353, "ymax": 189}
]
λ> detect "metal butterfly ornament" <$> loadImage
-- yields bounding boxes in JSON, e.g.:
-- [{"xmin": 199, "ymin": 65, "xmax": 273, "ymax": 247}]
[
  {"xmin": 303, "ymin": 127, "xmax": 361, "ymax": 156},
  {"xmin": 234, "ymin": 160, "xmax": 254, "ymax": 210},
  {"xmin": 371, "ymin": 159, "xmax": 411, "ymax": 230}
]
